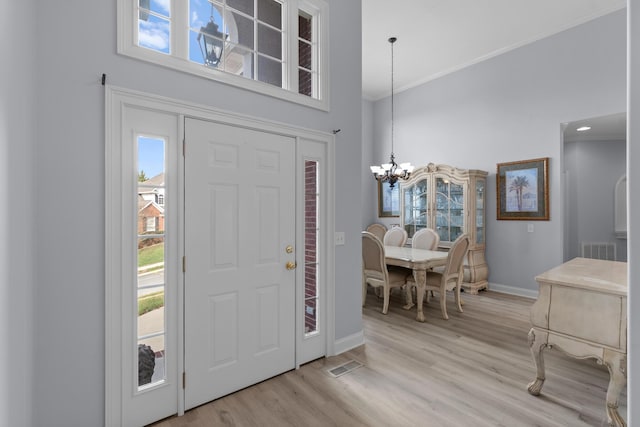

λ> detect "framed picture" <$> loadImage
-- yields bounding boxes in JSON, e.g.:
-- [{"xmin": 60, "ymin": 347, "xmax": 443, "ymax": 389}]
[
  {"xmin": 497, "ymin": 157, "xmax": 549, "ymax": 220},
  {"xmin": 378, "ymin": 180, "xmax": 400, "ymax": 217}
]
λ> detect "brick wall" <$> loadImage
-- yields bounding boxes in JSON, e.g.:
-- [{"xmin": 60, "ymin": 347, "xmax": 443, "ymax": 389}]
[{"xmin": 304, "ymin": 161, "xmax": 318, "ymax": 332}]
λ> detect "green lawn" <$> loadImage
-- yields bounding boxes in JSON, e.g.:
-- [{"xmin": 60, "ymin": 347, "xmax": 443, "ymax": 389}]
[
  {"xmin": 138, "ymin": 291, "xmax": 165, "ymax": 316},
  {"xmin": 138, "ymin": 244, "xmax": 164, "ymax": 267}
]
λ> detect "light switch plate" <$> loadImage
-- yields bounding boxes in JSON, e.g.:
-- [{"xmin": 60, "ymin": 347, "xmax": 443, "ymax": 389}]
[
  {"xmin": 527, "ymin": 224, "xmax": 534, "ymax": 233},
  {"xmin": 335, "ymin": 232, "xmax": 345, "ymax": 245}
]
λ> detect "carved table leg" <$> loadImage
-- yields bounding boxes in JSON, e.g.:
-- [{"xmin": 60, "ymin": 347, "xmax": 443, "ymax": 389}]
[
  {"xmin": 527, "ymin": 328, "xmax": 548, "ymax": 395},
  {"xmin": 413, "ymin": 269, "xmax": 427, "ymax": 322},
  {"xmin": 603, "ymin": 349, "xmax": 627, "ymax": 427}
]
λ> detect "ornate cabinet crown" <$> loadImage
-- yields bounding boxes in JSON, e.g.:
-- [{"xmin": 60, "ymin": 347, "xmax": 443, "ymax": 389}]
[{"xmin": 400, "ymin": 163, "xmax": 488, "ymax": 293}]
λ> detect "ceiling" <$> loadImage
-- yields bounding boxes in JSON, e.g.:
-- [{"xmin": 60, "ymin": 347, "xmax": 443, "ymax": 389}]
[
  {"xmin": 362, "ymin": 0, "xmax": 627, "ymax": 101},
  {"xmin": 564, "ymin": 112, "xmax": 627, "ymax": 143}
]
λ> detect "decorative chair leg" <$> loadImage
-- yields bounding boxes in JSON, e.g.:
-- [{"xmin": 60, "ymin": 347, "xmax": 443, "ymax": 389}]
[
  {"xmin": 455, "ymin": 282, "xmax": 463, "ymax": 313},
  {"xmin": 439, "ymin": 284, "xmax": 449, "ymax": 320},
  {"xmin": 362, "ymin": 278, "xmax": 367, "ymax": 307},
  {"xmin": 382, "ymin": 287, "xmax": 390, "ymax": 314}
]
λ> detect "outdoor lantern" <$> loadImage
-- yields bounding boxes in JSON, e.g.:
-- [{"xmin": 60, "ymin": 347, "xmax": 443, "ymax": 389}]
[
  {"xmin": 139, "ymin": 0, "xmax": 150, "ymax": 21},
  {"xmin": 198, "ymin": 19, "xmax": 225, "ymax": 67}
]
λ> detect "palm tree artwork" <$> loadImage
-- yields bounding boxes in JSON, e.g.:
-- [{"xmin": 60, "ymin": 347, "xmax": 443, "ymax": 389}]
[
  {"xmin": 498, "ymin": 158, "xmax": 548, "ymax": 220},
  {"xmin": 508, "ymin": 175, "xmax": 530, "ymax": 211},
  {"xmin": 505, "ymin": 167, "xmax": 538, "ymax": 213}
]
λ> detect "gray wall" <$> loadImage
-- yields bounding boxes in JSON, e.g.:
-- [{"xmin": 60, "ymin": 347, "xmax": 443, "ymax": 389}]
[
  {"xmin": 0, "ymin": 0, "xmax": 35, "ymax": 426},
  {"xmin": 362, "ymin": 100, "xmax": 377, "ymax": 225},
  {"xmin": 368, "ymin": 10, "xmax": 627, "ymax": 294},
  {"xmin": 0, "ymin": 1, "xmax": 362, "ymax": 425},
  {"xmin": 564, "ymin": 139, "xmax": 627, "ymax": 261}
]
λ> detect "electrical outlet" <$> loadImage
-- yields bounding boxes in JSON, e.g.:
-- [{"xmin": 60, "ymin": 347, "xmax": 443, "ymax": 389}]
[
  {"xmin": 527, "ymin": 224, "xmax": 534, "ymax": 233},
  {"xmin": 335, "ymin": 232, "xmax": 345, "ymax": 245}
]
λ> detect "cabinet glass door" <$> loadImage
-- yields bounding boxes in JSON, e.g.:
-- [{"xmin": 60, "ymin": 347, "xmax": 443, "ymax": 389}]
[
  {"xmin": 435, "ymin": 177, "xmax": 464, "ymax": 243},
  {"xmin": 476, "ymin": 179, "xmax": 485, "ymax": 244},
  {"xmin": 403, "ymin": 179, "xmax": 428, "ymax": 238}
]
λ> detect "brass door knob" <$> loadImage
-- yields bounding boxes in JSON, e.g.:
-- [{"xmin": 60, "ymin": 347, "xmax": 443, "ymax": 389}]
[{"xmin": 286, "ymin": 261, "xmax": 297, "ymax": 270}]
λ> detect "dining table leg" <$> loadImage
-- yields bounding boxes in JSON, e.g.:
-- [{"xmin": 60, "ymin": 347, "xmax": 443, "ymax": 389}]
[{"xmin": 414, "ymin": 269, "xmax": 427, "ymax": 322}]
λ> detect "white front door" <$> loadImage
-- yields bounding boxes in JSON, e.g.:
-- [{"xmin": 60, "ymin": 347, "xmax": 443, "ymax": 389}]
[{"xmin": 183, "ymin": 118, "xmax": 296, "ymax": 410}]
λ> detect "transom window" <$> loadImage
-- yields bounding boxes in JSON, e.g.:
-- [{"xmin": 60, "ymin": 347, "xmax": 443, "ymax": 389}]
[
  {"xmin": 188, "ymin": 0, "xmax": 284, "ymax": 87},
  {"xmin": 119, "ymin": 0, "xmax": 328, "ymax": 110}
]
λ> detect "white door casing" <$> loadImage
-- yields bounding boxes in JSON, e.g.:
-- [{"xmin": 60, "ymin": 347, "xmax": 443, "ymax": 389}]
[{"xmin": 106, "ymin": 87, "xmax": 335, "ymax": 425}]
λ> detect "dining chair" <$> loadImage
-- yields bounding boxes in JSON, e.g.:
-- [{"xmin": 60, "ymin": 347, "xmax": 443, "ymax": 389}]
[
  {"xmin": 411, "ymin": 228, "xmax": 440, "ymax": 250},
  {"xmin": 366, "ymin": 223, "xmax": 387, "ymax": 242},
  {"xmin": 362, "ymin": 231, "xmax": 409, "ymax": 314},
  {"xmin": 423, "ymin": 233, "xmax": 470, "ymax": 320},
  {"xmin": 383, "ymin": 227, "xmax": 408, "ymax": 247}
]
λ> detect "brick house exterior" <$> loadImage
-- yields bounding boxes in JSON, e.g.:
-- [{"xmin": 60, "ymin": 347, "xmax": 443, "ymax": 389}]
[
  {"xmin": 138, "ymin": 173, "xmax": 165, "ymax": 234},
  {"xmin": 138, "ymin": 198, "xmax": 165, "ymax": 234}
]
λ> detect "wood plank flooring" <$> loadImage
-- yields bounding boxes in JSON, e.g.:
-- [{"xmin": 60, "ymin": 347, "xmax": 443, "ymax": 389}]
[{"xmin": 149, "ymin": 290, "xmax": 627, "ymax": 426}]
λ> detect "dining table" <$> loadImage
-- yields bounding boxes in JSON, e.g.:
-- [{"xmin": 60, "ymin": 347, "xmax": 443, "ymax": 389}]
[{"xmin": 384, "ymin": 245, "xmax": 448, "ymax": 322}]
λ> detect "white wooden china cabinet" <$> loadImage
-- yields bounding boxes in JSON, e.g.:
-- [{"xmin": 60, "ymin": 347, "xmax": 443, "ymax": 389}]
[{"xmin": 400, "ymin": 163, "xmax": 488, "ymax": 293}]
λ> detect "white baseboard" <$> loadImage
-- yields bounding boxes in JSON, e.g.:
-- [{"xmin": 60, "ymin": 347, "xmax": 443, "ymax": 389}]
[
  {"xmin": 331, "ymin": 330, "xmax": 365, "ymax": 356},
  {"xmin": 488, "ymin": 282, "xmax": 538, "ymax": 299}
]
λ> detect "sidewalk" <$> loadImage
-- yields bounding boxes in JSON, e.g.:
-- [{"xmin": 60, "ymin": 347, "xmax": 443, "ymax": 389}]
[
  {"xmin": 138, "ymin": 307, "xmax": 165, "ymax": 354},
  {"xmin": 138, "ymin": 262, "xmax": 164, "ymax": 274}
]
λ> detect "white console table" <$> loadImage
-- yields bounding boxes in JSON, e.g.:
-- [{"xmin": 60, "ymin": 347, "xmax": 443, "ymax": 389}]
[{"xmin": 527, "ymin": 257, "xmax": 627, "ymax": 427}]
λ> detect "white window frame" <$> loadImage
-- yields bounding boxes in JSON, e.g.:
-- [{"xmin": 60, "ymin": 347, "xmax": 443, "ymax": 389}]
[{"xmin": 117, "ymin": 0, "xmax": 329, "ymax": 111}]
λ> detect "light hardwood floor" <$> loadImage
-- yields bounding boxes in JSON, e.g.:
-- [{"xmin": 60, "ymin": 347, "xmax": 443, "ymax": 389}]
[{"xmin": 150, "ymin": 290, "xmax": 627, "ymax": 426}]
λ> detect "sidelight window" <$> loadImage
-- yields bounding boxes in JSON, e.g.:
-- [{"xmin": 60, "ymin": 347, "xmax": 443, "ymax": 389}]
[
  {"xmin": 136, "ymin": 136, "xmax": 167, "ymax": 390},
  {"xmin": 304, "ymin": 160, "xmax": 319, "ymax": 335}
]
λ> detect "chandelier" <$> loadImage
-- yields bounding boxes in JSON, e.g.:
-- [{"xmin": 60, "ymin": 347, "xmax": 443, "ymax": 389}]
[{"xmin": 370, "ymin": 37, "xmax": 414, "ymax": 189}]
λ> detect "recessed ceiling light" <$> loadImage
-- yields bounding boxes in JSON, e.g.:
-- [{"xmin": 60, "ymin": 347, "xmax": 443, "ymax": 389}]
[{"xmin": 576, "ymin": 126, "xmax": 591, "ymax": 131}]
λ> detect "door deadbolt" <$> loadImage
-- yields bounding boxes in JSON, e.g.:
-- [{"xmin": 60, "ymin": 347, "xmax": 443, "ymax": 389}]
[{"xmin": 285, "ymin": 245, "xmax": 294, "ymax": 254}]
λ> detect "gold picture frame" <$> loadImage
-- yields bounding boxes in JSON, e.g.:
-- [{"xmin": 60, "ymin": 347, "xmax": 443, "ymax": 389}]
[{"xmin": 497, "ymin": 157, "xmax": 549, "ymax": 220}]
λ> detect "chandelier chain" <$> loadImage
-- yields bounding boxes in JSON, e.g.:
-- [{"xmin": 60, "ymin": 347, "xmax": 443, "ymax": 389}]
[{"xmin": 390, "ymin": 37, "xmax": 394, "ymax": 157}]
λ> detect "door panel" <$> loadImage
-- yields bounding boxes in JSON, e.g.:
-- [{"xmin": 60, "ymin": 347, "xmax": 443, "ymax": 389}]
[{"xmin": 184, "ymin": 118, "xmax": 296, "ymax": 410}]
